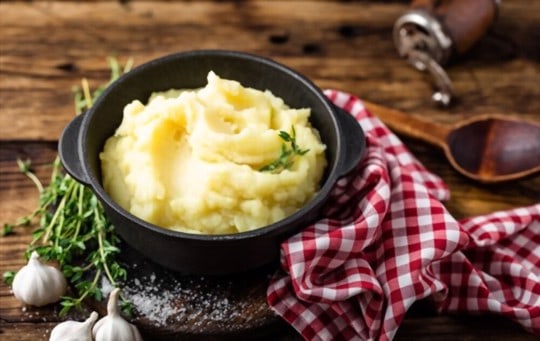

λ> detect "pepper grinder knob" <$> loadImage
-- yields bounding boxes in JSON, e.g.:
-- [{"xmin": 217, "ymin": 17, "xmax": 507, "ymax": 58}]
[{"xmin": 393, "ymin": 0, "xmax": 500, "ymax": 106}]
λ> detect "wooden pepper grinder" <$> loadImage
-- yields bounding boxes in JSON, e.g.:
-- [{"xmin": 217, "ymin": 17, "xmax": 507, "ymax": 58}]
[{"xmin": 393, "ymin": 0, "xmax": 500, "ymax": 106}]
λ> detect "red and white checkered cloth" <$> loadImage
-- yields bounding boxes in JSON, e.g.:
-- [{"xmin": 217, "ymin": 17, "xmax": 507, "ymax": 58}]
[{"xmin": 267, "ymin": 90, "xmax": 540, "ymax": 341}]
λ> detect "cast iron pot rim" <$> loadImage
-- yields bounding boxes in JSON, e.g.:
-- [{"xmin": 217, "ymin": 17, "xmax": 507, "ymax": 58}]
[{"xmin": 80, "ymin": 49, "xmax": 344, "ymax": 242}]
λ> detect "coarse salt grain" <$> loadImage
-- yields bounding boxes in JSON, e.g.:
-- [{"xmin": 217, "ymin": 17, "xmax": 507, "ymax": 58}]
[{"xmin": 126, "ymin": 287, "xmax": 181, "ymax": 327}]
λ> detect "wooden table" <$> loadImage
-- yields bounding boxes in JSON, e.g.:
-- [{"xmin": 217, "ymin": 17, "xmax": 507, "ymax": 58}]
[{"xmin": 1, "ymin": 1, "xmax": 539, "ymax": 340}]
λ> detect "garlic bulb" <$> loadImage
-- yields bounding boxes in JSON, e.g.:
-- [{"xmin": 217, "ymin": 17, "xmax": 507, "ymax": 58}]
[
  {"xmin": 12, "ymin": 251, "xmax": 67, "ymax": 306},
  {"xmin": 49, "ymin": 311, "xmax": 98, "ymax": 341},
  {"xmin": 93, "ymin": 288, "xmax": 143, "ymax": 341}
]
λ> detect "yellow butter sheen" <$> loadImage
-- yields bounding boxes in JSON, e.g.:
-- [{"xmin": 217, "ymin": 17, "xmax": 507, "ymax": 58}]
[{"xmin": 100, "ymin": 72, "xmax": 326, "ymax": 234}]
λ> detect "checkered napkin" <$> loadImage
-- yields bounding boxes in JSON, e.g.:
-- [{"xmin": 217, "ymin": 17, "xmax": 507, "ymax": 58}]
[{"xmin": 267, "ymin": 90, "xmax": 540, "ymax": 341}]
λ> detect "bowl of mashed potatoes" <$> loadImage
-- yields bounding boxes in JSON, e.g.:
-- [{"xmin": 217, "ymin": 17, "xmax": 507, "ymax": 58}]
[{"xmin": 59, "ymin": 50, "xmax": 365, "ymax": 275}]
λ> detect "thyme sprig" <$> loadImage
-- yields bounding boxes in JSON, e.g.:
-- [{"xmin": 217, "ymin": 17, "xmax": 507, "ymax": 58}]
[
  {"xmin": 260, "ymin": 125, "xmax": 310, "ymax": 173},
  {"xmin": 3, "ymin": 57, "xmax": 133, "ymax": 316}
]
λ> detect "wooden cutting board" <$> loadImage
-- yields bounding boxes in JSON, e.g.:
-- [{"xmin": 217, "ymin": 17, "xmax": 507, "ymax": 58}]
[{"xmin": 87, "ymin": 242, "xmax": 297, "ymax": 340}]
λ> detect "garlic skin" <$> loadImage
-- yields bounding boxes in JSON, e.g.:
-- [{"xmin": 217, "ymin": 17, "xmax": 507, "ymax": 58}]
[
  {"xmin": 12, "ymin": 251, "xmax": 67, "ymax": 306},
  {"xmin": 93, "ymin": 288, "xmax": 143, "ymax": 341},
  {"xmin": 49, "ymin": 311, "xmax": 98, "ymax": 341}
]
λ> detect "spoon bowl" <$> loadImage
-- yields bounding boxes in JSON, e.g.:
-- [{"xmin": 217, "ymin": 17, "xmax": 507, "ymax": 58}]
[
  {"xmin": 447, "ymin": 115, "xmax": 540, "ymax": 182},
  {"xmin": 364, "ymin": 101, "xmax": 540, "ymax": 183}
]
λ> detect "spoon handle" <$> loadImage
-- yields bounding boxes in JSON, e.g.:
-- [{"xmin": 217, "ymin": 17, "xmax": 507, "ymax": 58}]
[{"xmin": 362, "ymin": 101, "xmax": 451, "ymax": 149}]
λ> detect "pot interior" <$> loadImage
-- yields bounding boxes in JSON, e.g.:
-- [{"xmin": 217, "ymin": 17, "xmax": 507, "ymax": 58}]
[{"xmin": 82, "ymin": 50, "xmax": 341, "ymax": 233}]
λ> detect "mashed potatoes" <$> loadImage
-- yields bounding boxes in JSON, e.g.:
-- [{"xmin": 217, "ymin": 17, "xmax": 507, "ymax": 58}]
[{"xmin": 100, "ymin": 72, "xmax": 326, "ymax": 234}]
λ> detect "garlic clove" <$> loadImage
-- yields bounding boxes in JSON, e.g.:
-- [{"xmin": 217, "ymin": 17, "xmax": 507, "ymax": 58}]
[
  {"xmin": 49, "ymin": 311, "xmax": 98, "ymax": 341},
  {"xmin": 12, "ymin": 251, "xmax": 67, "ymax": 307},
  {"xmin": 93, "ymin": 288, "xmax": 143, "ymax": 341}
]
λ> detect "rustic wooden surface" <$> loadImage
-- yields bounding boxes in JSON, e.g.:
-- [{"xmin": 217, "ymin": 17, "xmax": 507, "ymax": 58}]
[{"xmin": 1, "ymin": 0, "xmax": 539, "ymax": 340}]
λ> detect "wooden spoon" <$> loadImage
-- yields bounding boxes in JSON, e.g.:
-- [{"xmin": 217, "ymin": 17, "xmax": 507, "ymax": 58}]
[{"xmin": 363, "ymin": 101, "xmax": 540, "ymax": 183}]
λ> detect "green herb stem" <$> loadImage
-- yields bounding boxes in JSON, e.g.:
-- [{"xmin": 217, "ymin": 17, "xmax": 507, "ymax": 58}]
[
  {"xmin": 70, "ymin": 184, "xmax": 85, "ymax": 243},
  {"xmin": 41, "ymin": 180, "xmax": 75, "ymax": 244},
  {"xmin": 259, "ymin": 125, "xmax": 310, "ymax": 173},
  {"xmin": 18, "ymin": 160, "xmax": 44, "ymax": 193},
  {"xmin": 96, "ymin": 207, "xmax": 116, "ymax": 286}
]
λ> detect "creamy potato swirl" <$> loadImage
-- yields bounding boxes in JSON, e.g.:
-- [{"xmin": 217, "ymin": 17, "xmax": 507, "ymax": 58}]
[{"xmin": 100, "ymin": 72, "xmax": 326, "ymax": 234}]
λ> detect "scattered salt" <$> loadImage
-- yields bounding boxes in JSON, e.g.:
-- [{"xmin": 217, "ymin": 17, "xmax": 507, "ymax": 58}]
[{"xmin": 115, "ymin": 269, "xmax": 259, "ymax": 330}]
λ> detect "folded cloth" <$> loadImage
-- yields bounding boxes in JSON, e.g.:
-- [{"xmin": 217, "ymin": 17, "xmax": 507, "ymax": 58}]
[{"xmin": 267, "ymin": 90, "xmax": 540, "ymax": 341}]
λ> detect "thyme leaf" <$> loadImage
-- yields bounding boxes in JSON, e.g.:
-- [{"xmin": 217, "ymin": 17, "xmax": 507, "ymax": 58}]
[
  {"xmin": 3, "ymin": 271, "xmax": 15, "ymax": 285},
  {"xmin": 3, "ymin": 57, "xmax": 133, "ymax": 316},
  {"xmin": 2, "ymin": 224, "xmax": 14, "ymax": 237},
  {"xmin": 259, "ymin": 125, "xmax": 310, "ymax": 173}
]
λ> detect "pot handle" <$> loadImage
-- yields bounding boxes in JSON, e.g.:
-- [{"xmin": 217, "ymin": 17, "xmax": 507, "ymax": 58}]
[
  {"xmin": 58, "ymin": 114, "xmax": 91, "ymax": 185},
  {"xmin": 332, "ymin": 104, "xmax": 367, "ymax": 177}
]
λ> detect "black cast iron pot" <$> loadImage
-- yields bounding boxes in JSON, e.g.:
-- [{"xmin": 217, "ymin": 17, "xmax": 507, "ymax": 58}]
[{"xmin": 59, "ymin": 50, "xmax": 366, "ymax": 275}]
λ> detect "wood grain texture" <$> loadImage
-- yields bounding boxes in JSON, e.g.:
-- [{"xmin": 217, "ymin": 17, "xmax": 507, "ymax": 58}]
[
  {"xmin": 1, "ymin": 0, "xmax": 539, "ymax": 141},
  {"xmin": 1, "ymin": 0, "xmax": 539, "ymax": 340}
]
